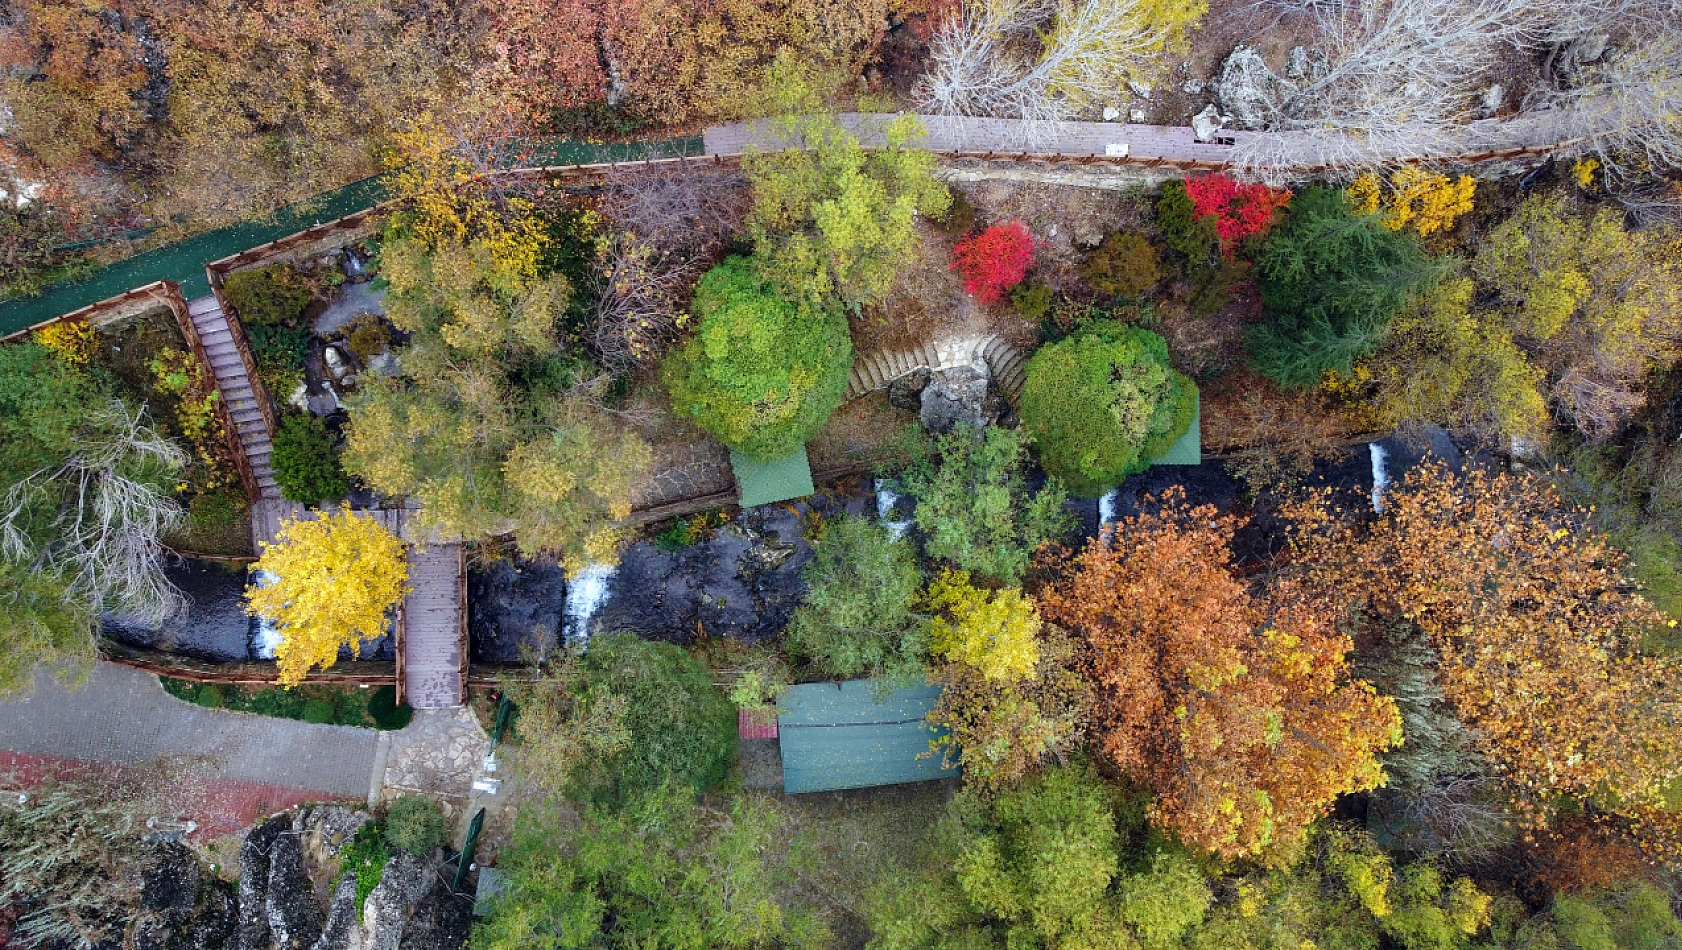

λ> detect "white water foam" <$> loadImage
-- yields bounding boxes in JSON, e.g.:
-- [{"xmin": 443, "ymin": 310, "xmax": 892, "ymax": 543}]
[
  {"xmin": 874, "ymin": 478, "xmax": 915, "ymax": 540},
  {"xmin": 1369, "ymin": 442, "xmax": 1391, "ymax": 513},
  {"xmin": 564, "ymin": 562, "xmax": 616, "ymax": 650},
  {"xmin": 250, "ymin": 570, "xmax": 282, "ymax": 659},
  {"xmin": 1098, "ymin": 488, "xmax": 1119, "ymax": 527}
]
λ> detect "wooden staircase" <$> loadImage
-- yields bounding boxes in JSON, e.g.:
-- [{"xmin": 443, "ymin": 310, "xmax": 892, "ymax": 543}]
[{"xmin": 185, "ymin": 295, "xmax": 280, "ymax": 502}]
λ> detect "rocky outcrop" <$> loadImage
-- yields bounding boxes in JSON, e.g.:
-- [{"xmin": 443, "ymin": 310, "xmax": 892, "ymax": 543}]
[
  {"xmin": 359, "ymin": 849, "xmax": 440, "ymax": 950},
  {"xmin": 265, "ymin": 832, "xmax": 323, "ymax": 950},
  {"xmin": 308, "ymin": 875, "xmax": 362, "ymax": 950},
  {"xmin": 920, "ymin": 364, "xmax": 990, "ymax": 434},
  {"xmin": 1213, "ymin": 44, "xmax": 1294, "ymax": 129},
  {"xmin": 239, "ymin": 816, "xmax": 290, "ymax": 950}
]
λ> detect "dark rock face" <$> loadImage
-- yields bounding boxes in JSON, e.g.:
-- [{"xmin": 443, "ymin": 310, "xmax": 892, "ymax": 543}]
[
  {"xmin": 888, "ymin": 367, "xmax": 932, "ymax": 411},
  {"xmin": 106, "ymin": 559, "xmax": 253, "ymax": 662},
  {"xmin": 399, "ymin": 876, "xmax": 476, "ymax": 950},
  {"xmin": 469, "ymin": 558, "xmax": 566, "ymax": 663},
  {"xmin": 265, "ymin": 832, "xmax": 323, "ymax": 950},
  {"xmin": 595, "ymin": 493, "xmax": 870, "ymax": 645},
  {"xmin": 136, "ymin": 841, "xmax": 238, "ymax": 950}
]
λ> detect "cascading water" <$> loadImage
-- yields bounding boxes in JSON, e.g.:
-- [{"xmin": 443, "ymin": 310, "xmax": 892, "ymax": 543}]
[
  {"xmin": 249, "ymin": 570, "xmax": 282, "ymax": 659},
  {"xmin": 1369, "ymin": 442, "xmax": 1391, "ymax": 513},
  {"xmin": 874, "ymin": 478, "xmax": 914, "ymax": 540},
  {"xmin": 1098, "ymin": 488, "xmax": 1119, "ymax": 527},
  {"xmin": 563, "ymin": 562, "xmax": 616, "ymax": 650}
]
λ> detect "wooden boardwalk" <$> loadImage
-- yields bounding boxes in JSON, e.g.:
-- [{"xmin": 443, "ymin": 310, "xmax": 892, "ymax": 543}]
[
  {"xmin": 704, "ymin": 111, "xmax": 1573, "ymax": 174},
  {"xmin": 185, "ymin": 295, "xmax": 280, "ymax": 507}
]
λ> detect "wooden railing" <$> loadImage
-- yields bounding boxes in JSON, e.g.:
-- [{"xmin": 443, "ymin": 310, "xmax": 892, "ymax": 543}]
[
  {"xmin": 456, "ymin": 544, "xmax": 469, "ymax": 706},
  {"xmin": 393, "ymin": 599, "xmax": 408, "ymax": 707},
  {"xmin": 0, "ymin": 280, "xmax": 179, "ymax": 343}
]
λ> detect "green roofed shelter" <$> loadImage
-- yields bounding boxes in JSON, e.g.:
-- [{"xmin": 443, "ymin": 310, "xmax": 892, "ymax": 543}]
[
  {"xmin": 778, "ymin": 679, "xmax": 960, "ymax": 794},
  {"xmin": 731, "ymin": 446, "xmax": 816, "ymax": 509}
]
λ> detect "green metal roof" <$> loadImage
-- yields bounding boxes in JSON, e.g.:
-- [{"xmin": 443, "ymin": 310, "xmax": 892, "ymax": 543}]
[
  {"xmin": 778, "ymin": 680, "xmax": 960, "ymax": 794},
  {"xmin": 1151, "ymin": 394, "xmax": 1201, "ymax": 466},
  {"xmin": 731, "ymin": 446, "xmax": 816, "ymax": 509},
  {"xmin": 0, "ymin": 135, "xmax": 704, "ymax": 337}
]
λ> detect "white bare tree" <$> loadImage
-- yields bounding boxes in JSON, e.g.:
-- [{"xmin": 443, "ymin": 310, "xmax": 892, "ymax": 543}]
[
  {"xmin": 1232, "ymin": 0, "xmax": 1549, "ymax": 173},
  {"xmin": 921, "ymin": 0, "xmax": 1197, "ymax": 129},
  {"xmin": 0, "ymin": 400, "xmax": 187, "ymax": 628},
  {"xmin": 1533, "ymin": 33, "xmax": 1682, "ymax": 196}
]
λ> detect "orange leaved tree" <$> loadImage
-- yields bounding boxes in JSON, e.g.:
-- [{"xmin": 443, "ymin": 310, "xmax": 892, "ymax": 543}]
[
  {"xmin": 1036, "ymin": 491, "xmax": 1401, "ymax": 862},
  {"xmin": 1285, "ymin": 464, "xmax": 1682, "ymax": 857}
]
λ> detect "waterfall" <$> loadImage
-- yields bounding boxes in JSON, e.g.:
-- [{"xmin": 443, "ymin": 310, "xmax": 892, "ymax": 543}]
[
  {"xmin": 563, "ymin": 563, "xmax": 616, "ymax": 650},
  {"xmin": 874, "ymin": 478, "xmax": 915, "ymax": 540},
  {"xmin": 1369, "ymin": 442, "xmax": 1391, "ymax": 513},
  {"xmin": 250, "ymin": 570, "xmax": 282, "ymax": 659},
  {"xmin": 1098, "ymin": 488, "xmax": 1119, "ymax": 527}
]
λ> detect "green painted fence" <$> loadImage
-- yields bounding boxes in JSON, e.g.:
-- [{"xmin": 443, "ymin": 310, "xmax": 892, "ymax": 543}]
[{"xmin": 0, "ymin": 135, "xmax": 704, "ymax": 337}]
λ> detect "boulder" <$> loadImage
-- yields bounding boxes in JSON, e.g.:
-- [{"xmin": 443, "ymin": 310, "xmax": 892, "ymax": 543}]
[
  {"xmin": 266, "ymin": 832, "xmax": 324, "ymax": 950},
  {"xmin": 1102, "ymin": 105, "xmax": 1121, "ymax": 121},
  {"xmin": 1479, "ymin": 83, "xmax": 1505, "ymax": 117},
  {"xmin": 1286, "ymin": 45, "xmax": 1310, "ymax": 80},
  {"xmin": 888, "ymin": 367, "xmax": 932, "ymax": 411},
  {"xmin": 322, "ymin": 345, "xmax": 354, "ymax": 383},
  {"xmin": 359, "ymin": 849, "xmax": 439, "ymax": 950},
  {"xmin": 308, "ymin": 874, "xmax": 362, "ymax": 950},
  {"xmin": 920, "ymin": 363, "xmax": 990, "ymax": 435},
  {"xmin": 288, "ymin": 382, "xmax": 310, "ymax": 413},
  {"xmin": 1191, "ymin": 104, "xmax": 1224, "ymax": 143},
  {"xmin": 1126, "ymin": 79, "xmax": 1153, "ymax": 100},
  {"xmin": 239, "ymin": 816, "xmax": 290, "ymax": 950},
  {"xmin": 295, "ymin": 805, "xmax": 372, "ymax": 870},
  {"xmin": 1181, "ymin": 78, "xmax": 1206, "ymax": 95},
  {"xmin": 1213, "ymin": 45, "xmax": 1294, "ymax": 128}
]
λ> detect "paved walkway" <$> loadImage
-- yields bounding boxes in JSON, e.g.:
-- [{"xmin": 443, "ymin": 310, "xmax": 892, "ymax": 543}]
[{"xmin": 0, "ymin": 663, "xmax": 380, "ymax": 801}]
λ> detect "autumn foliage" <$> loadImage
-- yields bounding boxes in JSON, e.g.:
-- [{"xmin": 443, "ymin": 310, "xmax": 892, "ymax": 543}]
[
  {"xmin": 246, "ymin": 507, "xmax": 410, "ymax": 687},
  {"xmin": 1036, "ymin": 491, "xmax": 1401, "ymax": 862},
  {"xmin": 951, "ymin": 220, "xmax": 1035, "ymax": 304},
  {"xmin": 1284, "ymin": 464, "xmax": 1682, "ymax": 855},
  {"xmin": 1184, "ymin": 174, "xmax": 1292, "ymax": 254}
]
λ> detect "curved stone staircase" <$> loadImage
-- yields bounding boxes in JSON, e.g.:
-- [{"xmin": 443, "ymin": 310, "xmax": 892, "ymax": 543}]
[{"xmin": 845, "ymin": 334, "xmax": 1029, "ymax": 402}]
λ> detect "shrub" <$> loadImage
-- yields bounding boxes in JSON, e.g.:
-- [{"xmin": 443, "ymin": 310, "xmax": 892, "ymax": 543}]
[
  {"xmin": 1081, "ymin": 232, "xmax": 1161, "ymax": 299},
  {"xmin": 1020, "ymin": 322, "xmax": 1198, "ymax": 497},
  {"xmin": 784, "ymin": 515, "xmax": 926, "ymax": 682},
  {"xmin": 340, "ymin": 824, "xmax": 390, "ymax": 911},
  {"xmin": 1011, "ymin": 281, "xmax": 1053, "ymax": 320},
  {"xmin": 303, "ymin": 698, "xmax": 335, "ymax": 723},
  {"xmin": 343, "ymin": 315, "xmax": 391, "ymax": 360},
  {"xmin": 1183, "ymin": 173, "xmax": 1291, "ymax": 254},
  {"xmin": 951, "ymin": 220, "xmax": 1035, "ymax": 304},
  {"xmin": 925, "ymin": 570, "xmax": 1041, "ymax": 683},
  {"xmin": 940, "ymin": 188, "xmax": 980, "ymax": 237},
  {"xmin": 1347, "ymin": 168, "xmax": 1476, "ymax": 237},
  {"xmin": 270, "ymin": 414, "xmax": 350, "ymax": 505},
  {"xmin": 1250, "ymin": 186, "xmax": 1443, "ymax": 389},
  {"xmin": 368, "ymin": 685, "xmax": 413, "ymax": 730},
  {"xmin": 246, "ymin": 322, "xmax": 313, "ymax": 378},
  {"xmin": 33, "ymin": 320, "xmax": 99, "ymax": 365},
  {"xmin": 195, "ymin": 684, "xmax": 226, "ymax": 708},
  {"xmin": 900, "ymin": 425, "xmax": 1072, "ymax": 585},
  {"xmin": 661, "ymin": 256, "xmax": 853, "ymax": 460},
  {"xmin": 222, "ymin": 264, "xmax": 313, "ymax": 326},
  {"xmin": 1157, "ymin": 180, "xmax": 1219, "ymax": 264},
  {"xmin": 384, "ymin": 796, "xmax": 450, "ymax": 854},
  {"xmin": 572, "ymin": 633, "xmax": 737, "ymax": 799}
]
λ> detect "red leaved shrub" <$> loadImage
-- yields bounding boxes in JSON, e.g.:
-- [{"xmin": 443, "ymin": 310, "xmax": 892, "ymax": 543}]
[
  {"xmin": 1184, "ymin": 174, "xmax": 1292, "ymax": 254},
  {"xmin": 951, "ymin": 220, "xmax": 1035, "ymax": 304}
]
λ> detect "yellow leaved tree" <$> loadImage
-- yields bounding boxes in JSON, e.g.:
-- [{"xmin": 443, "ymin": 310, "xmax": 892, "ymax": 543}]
[
  {"xmin": 246, "ymin": 507, "xmax": 410, "ymax": 687},
  {"xmin": 1346, "ymin": 168, "xmax": 1476, "ymax": 237},
  {"xmin": 926, "ymin": 570, "xmax": 1041, "ymax": 683}
]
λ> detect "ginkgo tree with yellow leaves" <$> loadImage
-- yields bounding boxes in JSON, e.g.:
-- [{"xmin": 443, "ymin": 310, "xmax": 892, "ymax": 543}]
[{"xmin": 245, "ymin": 507, "xmax": 410, "ymax": 687}]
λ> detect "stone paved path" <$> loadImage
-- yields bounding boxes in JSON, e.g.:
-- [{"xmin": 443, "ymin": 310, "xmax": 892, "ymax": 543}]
[{"xmin": 0, "ymin": 663, "xmax": 380, "ymax": 801}]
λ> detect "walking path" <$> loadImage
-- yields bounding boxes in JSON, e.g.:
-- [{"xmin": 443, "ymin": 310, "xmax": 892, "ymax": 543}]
[{"xmin": 0, "ymin": 663, "xmax": 379, "ymax": 801}]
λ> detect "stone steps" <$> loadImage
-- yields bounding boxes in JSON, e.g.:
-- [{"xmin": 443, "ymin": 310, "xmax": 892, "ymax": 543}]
[{"xmin": 844, "ymin": 334, "xmax": 1029, "ymax": 403}]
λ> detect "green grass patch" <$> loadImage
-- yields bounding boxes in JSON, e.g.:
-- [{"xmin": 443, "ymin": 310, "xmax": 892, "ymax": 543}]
[
  {"xmin": 161, "ymin": 678, "xmax": 411, "ymax": 730},
  {"xmin": 340, "ymin": 823, "xmax": 391, "ymax": 918}
]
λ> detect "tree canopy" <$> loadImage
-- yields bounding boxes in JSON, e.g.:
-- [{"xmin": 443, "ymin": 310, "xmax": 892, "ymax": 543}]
[
  {"xmin": 661, "ymin": 256, "xmax": 853, "ymax": 460},
  {"xmin": 245, "ymin": 507, "xmax": 410, "ymax": 687},
  {"xmin": 1020, "ymin": 322, "xmax": 1198, "ymax": 497}
]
